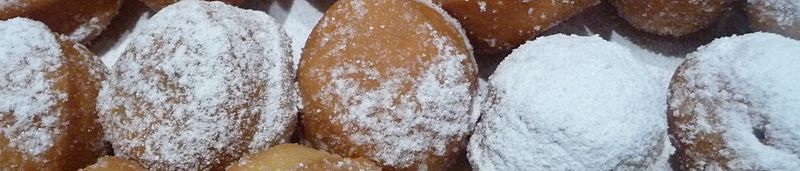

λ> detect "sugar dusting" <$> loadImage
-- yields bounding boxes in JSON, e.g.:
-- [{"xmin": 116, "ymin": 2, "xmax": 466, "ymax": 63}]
[
  {"xmin": 750, "ymin": 0, "xmax": 800, "ymax": 29},
  {"xmin": 470, "ymin": 34, "xmax": 667, "ymax": 170},
  {"xmin": 0, "ymin": 18, "xmax": 65, "ymax": 156},
  {"xmin": 304, "ymin": 0, "xmax": 478, "ymax": 167},
  {"xmin": 0, "ymin": 0, "xmax": 24, "ymax": 9},
  {"xmin": 669, "ymin": 32, "xmax": 800, "ymax": 170},
  {"xmin": 96, "ymin": 1, "xmax": 296, "ymax": 170}
]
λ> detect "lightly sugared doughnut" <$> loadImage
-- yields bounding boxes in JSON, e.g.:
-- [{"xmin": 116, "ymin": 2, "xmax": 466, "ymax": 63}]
[
  {"xmin": 0, "ymin": 0, "xmax": 122, "ymax": 44},
  {"xmin": 469, "ymin": 34, "xmax": 668, "ymax": 170},
  {"xmin": 610, "ymin": 0, "xmax": 732, "ymax": 37},
  {"xmin": 434, "ymin": 0, "xmax": 600, "ymax": 57},
  {"xmin": 298, "ymin": 0, "xmax": 479, "ymax": 170},
  {"xmin": 0, "ymin": 18, "xmax": 108, "ymax": 170},
  {"xmin": 747, "ymin": 0, "xmax": 800, "ymax": 39},
  {"xmin": 227, "ymin": 144, "xmax": 381, "ymax": 171},
  {"xmin": 96, "ymin": 1, "xmax": 297, "ymax": 170},
  {"xmin": 138, "ymin": 0, "xmax": 244, "ymax": 10},
  {"xmin": 668, "ymin": 32, "xmax": 800, "ymax": 170},
  {"xmin": 81, "ymin": 156, "xmax": 147, "ymax": 171}
]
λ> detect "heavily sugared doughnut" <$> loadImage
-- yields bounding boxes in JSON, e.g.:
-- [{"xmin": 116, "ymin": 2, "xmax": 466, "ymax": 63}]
[
  {"xmin": 0, "ymin": 18, "xmax": 108, "ymax": 170},
  {"xmin": 298, "ymin": 0, "xmax": 479, "ymax": 170},
  {"xmin": 610, "ymin": 0, "xmax": 732, "ymax": 37},
  {"xmin": 138, "ymin": 0, "xmax": 244, "ymax": 10},
  {"xmin": 469, "ymin": 34, "xmax": 668, "ymax": 170},
  {"xmin": 0, "ymin": 0, "xmax": 122, "ymax": 44},
  {"xmin": 434, "ymin": 0, "xmax": 600, "ymax": 57},
  {"xmin": 82, "ymin": 156, "xmax": 147, "ymax": 171},
  {"xmin": 747, "ymin": 0, "xmax": 800, "ymax": 39},
  {"xmin": 668, "ymin": 32, "xmax": 800, "ymax": 170},
  {"xmin": 228, "ymin": 144, "xmax": 381, "ymax": 171},
  {"xmin": 96, "ymin": 1, "xmax": 297, "ymax": 170}
]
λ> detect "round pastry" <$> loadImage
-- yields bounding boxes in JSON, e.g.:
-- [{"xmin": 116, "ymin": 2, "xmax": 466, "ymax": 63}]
[
  {"xmin": 139, "ymin": 0, "xmax": 244, "ymax": 10},
  {"xmin": 747, "ymin": 0, "xmax": 800, "ymax": 39},
  {"xmin": 0, "ymin": 0, "xmax": 122, "ymax": 44},
  {"xmin": 228, "ymin": 144, "xmax": 381, "ymax": 171},
  {"xmin": 610, "ymin": 0, "xmax": 732, "ymax": 37},
  {"xmin": 0, "ymin": 18, "xmax": 108, "ymax": 170},
  {"xmin": 96, "ymin": 1, "xmax": 297, "ymax": 170},
  {"xmin": 434, "ymin": 0, "xmax": 600, "ymax": 57},
  {"xmin": 469, "ymin": 34, "xmax": 667, "ymax": 170},
  {"xmin": 668, "ymin": 32, "xmax": 800, "ymax": 170},
  {"xmin": 298, "ymin": 0, "xmax": 479, "ymax": 170},
  {"xmin": 82, "ymin": 156, "xmax": 147, "ymax": 171}
]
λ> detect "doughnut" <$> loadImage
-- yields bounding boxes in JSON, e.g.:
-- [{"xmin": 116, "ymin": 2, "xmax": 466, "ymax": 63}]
[
  {"xmin": 228, "ymin": 144, "xmax": 381, "ymax": 170},
  {"xmin": 434, "ymin": 0, "xmax": 600, "ymax": 57},
  {"xmin": 96, "ymin": 1, "xmax": 297, "ymax": 170},
  {"xmin": 610, "ymin": 0, "xmax": 733, "ymax": 36},
  {"xmin": 0, "ymin": 0, "xmax": 122, "ymax": 44},
  {"xmin": 138, "ymin": 0, "xmax": 244, "ymax": 10},
  {"xmin": 0, "ymin": 18, "xmax": 108, "ymax": 170},
  {"xmin": 747, "ymin": 0, "xmax": 800, "ymax": 39},
  {"xmin": 667, "ymin": 32, "xmax": 800, "ymax": 170},
  {"xmin": 298, "ymin": 0, "xmax": 479, "ymax": 170},
  {"xmin": 82, "ymin": 156, "xmax": 147, "ymax": 171},
  {"xmin": 469, "ymin": 34, "xmax": 667, "ymax": 170}
]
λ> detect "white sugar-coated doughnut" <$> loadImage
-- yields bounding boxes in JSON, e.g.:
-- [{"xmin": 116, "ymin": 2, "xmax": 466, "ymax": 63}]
[
  {"xmin": 0, "ymin": 18, "xmax": 108, "ymax": 170},
  {"xmin": 748, "ymin": 0, "xmax": 800, "ymax": 39},
  {"xmin": 469, "ymin": 34, "xmax": 668, "ymax": 170},
  {"xmin": 97, "ymin": 1, "xmax": 296, "ymax": 170},
  {"xmin": 668, "ymin": 32, "xmax": 800, "ymax": 170}
]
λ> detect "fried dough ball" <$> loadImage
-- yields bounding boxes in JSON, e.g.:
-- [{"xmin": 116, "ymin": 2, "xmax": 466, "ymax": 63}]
[
  {"xmin": 434, "ymin": 0, "xmax": 600, "ymax": 57},
  {"xmin": 0, "ymin": 0, "xmax": 122, "ymax": 44},
  {"xmin": 139, "ymin": 0, "xmax": 244, "ymax": 10},
  {"xmin": 469, "ymin": 35, "xmax": 668, "ymax": 170},
  {"xmin": 0, "ymin": 18, "xmax": 108, "ymax": 170},
  {"xmin": 96, "ymin": 1, "xmax": 297, "ymax": 170},
  {"xmin": 82, "ymin": 156, "xmax": 147, "ymax": 171},
  {"xmin": 228, "ymin": 144, "xmax": 381, "ymax": 171},
  {"xmin": 747, "ymin": 0, "xmax": 800, "ymax": 39},
  {"xmin": 298, "ymin": 0, "xmax": 479, "ymax": 170},
  {"xmin": 610, "ymin": 0, "xmax": 733, "ymax": 37},
  {"xmin": 668, "ymin": 33, "xmax": 800, "ymax": 170}
]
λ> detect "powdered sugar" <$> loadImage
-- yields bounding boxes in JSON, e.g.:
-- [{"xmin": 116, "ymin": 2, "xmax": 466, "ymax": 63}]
[
  {"xmin": 749, "ymin": 0, "xmax": 800, "ymax": 29},
  {"xmin": 669, "ymin": 32, "xmax": 800, "ymax": 170},
  {"xmin": 0, "ymin": 0, "xmax": 24, "ymax": 9},
  {"xmin": 469, "ymin": 34, "xmax": 667, "ymax": 170},
  {"xmin": 0, "ymin": 18, "xmax": 65, "ymax": 156},
  {"xmin": 97, "ymin": 1, "xmax": 296, "ymax": 170}
]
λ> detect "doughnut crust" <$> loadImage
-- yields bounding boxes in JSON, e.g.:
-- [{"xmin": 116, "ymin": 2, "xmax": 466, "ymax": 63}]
[
  {"xmin": 434, "ymin": 0, "xmax": 600, "ymax": 57},
  {"xmin": 228, "ymin": 144, "xmax": 381, "ymax": 171},
  {"xmin": 82, "ymin": 156, "xmax": 147, "ymax": 171},
  {"xmin": 0, "ymin": 18, "xmax": 108, "ymax": 171},
  {"xmin": 668, "ymin": 33, "xmax": 800, "ymax": 170},
  {"xmin": 96, "ymin": 1, "xmax": 297, "ymax": 170},
  {"xmin": 747, "ymin": 0, "xmax": 800, "ymax": 39},
  {"xmin": 298, "ymin": 0, "xmax": 479, "ymax": 170},
  {"xmin": 610, "ymin": 0, "xmax": 732, "ymax": 36},
  {"xmin": 0, "ymin": 0, "xmax": 122, "ymax": 44},
  {"xmin": 138, "ymin": 0, "xmax": 244, "ymax": 10}
]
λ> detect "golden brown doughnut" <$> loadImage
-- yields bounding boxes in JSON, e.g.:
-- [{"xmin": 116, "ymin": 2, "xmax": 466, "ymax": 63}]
[
  {"xmin": 81, "ymin": 156, "xmax": 147, "ymax": 171},
  {"xmin": 434, "ymin": 0, "xmax": 600, "ymax": 57},
  {"xmin": 610, "ymin": 0, "xmax": 732, "ymax": 36},
  {"xmin": 668, "ymin": 33, "xmax": 800, "ymax": 170},
  {"xmin": 0, "ymin": 18, "xmax": 108, "ymax": 170},
  {"xmin": 0, "ymin": 0, "xmax": 122, "ymax": 44},
  {"xmin": 96, "ymin": 1, "xmax": 297, "ymax": 170},
  {"xmin": 227, "ymin": 144, "xmax": 380, "ymax": 171},
  {"xmin": 139, "ymin": 0, "xmax": 244, "ymax": 10},
  {"xmin": 298, "ymin": 0, "xmax": 479, "ymax": 170},
  {"xmin": 747, "ymin": 0, "xmax": 800, "ymax": 39}
]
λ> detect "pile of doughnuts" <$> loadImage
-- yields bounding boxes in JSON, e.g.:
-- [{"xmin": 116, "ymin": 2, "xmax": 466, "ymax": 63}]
[{"xmin": 1, "ymin": 0, "xmax": 799, "ymax": 170}]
